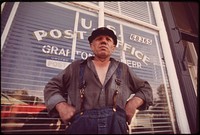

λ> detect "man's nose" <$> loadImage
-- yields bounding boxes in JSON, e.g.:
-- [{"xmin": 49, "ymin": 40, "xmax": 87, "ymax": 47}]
[
  {"xmin": 100, "ymin": 37, "xmax": 107, "ymax": 44},
  {"xmin": 100, "ymin": 41, "xmax": 107, "ymax": 45}
]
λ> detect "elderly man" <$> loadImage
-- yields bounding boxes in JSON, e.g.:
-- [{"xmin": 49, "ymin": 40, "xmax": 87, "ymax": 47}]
[{"xmin": 44, "ymin": 27, "xmax": 153, "ymax": 134}]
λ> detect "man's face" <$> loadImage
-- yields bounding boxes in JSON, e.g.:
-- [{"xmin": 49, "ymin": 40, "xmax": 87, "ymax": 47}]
[{"xmin": 90, "ymin": 35, "xmax": 116, "ymax": 59}]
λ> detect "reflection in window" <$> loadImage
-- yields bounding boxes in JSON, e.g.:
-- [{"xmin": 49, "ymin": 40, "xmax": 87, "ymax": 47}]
[{"xmin": 184, "ymin": 41, "xmax": 198, "ymax": 95}]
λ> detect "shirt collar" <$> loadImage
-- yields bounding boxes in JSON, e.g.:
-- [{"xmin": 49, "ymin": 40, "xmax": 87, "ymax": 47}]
[{"xmin": 86, "ymin": 56, "xmax": 120, "ymax": 86}]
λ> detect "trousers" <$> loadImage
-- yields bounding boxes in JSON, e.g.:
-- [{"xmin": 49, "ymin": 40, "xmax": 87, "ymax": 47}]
[{"xmin": 65, "ymin": 106, "xmax": 129, "ymax": 134}]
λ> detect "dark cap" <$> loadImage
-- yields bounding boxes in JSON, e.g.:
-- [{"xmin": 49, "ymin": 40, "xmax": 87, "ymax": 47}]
[{"xmin": 88, "ymin": 27, "xmax": 117, "ymax": 45}]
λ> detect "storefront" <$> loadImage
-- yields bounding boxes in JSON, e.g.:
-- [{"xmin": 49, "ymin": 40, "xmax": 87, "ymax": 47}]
[{"xmin": 1, "ymin": 2, "xmax": 196, "ymax": 134}]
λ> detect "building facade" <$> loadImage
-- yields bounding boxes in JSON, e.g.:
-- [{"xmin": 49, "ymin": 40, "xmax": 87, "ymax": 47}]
[{"xmin": 1, "ymin": 2, "xmax": 198, "ymax": 134}]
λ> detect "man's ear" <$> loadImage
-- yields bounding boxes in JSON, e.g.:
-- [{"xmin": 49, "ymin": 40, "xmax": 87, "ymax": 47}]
[
  {"xmin": 90, "ymin": 43, "xmax": 94, "ymax": 51},
  {"xmin": 111, "ymin": 45, "xmax": 116, "ymax": 52}
]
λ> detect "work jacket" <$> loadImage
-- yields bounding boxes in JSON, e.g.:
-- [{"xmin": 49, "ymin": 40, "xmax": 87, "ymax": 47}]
[{"xmin": 44, "ymin": 56, "xmax": 153, "ymax": 117}]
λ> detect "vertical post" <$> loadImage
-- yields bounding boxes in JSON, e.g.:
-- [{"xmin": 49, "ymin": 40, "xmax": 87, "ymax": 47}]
[
  {"xmin": 71, "ymin": 12, "xmax": 79, "ymax": 61},
  {"xmin": 98, "ymin": 2, "xmax": 104, "ymax": 27},
  {"xmin": 1, "ymin": 2, "xmax": 19, "ymax": 51},
  {"xmin": 118, "ymin": 2, "xmax": 126, "ymax": 64},
  {"xmin": 151, "ymin": 2, "xmax": 190, "ymax": 134}
]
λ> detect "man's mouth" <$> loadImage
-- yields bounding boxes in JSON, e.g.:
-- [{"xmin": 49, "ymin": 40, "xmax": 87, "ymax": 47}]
[{"xmin": 99, "ymin": 46, "xmax": 108, "ymax": 49}]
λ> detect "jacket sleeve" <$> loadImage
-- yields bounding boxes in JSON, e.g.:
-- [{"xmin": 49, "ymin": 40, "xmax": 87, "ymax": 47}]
[
  {"xmin": 127, "ymin": 66, "xmax": 153, "ymax": 110},
  {"xmin": 43, "ymin": 65, "xmax": 72, "ymax": 117}
]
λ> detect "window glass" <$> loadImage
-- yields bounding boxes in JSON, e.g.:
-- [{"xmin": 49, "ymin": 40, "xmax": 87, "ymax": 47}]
[
  {"xmin": 1, "ymin": 2, "xmax": 97, "ymax": 134},
  {"xmin": 105, "ymin": 16, "xmax": 177, "ymax": 134}
]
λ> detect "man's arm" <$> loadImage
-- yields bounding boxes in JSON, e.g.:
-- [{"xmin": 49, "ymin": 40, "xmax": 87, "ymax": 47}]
[
  {"xmin": 44, "ymin": 64, "xmax": 73, "ymax": 117},
  {"xmin": 125, "ymin": 96, "xmax": 144, "ymax": 124},
  {"xmin": 125, "ymin": 66, "xmax": 153, "ymax": 124},
  {"xmin": 55, "ymin": 102, "xmax": 76, "ymax": 124}
]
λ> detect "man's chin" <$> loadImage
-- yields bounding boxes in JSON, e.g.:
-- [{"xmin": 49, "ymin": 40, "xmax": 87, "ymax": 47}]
[{"xmin": 98, "ymin": 53, "xmax": 109, "ymax": 59}]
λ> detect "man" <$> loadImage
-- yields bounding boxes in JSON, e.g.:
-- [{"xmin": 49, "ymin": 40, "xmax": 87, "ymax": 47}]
[{"xmin": 44, "ymin": 27, "xmax": 153, "ymax": 134}]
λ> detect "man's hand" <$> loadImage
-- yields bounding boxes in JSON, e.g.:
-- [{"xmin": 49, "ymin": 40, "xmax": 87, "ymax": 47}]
[
  {"xmin": 56, "ymin": 102, "xmax": 76, "ymax": 124},
  {"xmin": 125, "ymin": 96, "xmax": 144, "ymax": 124}
]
